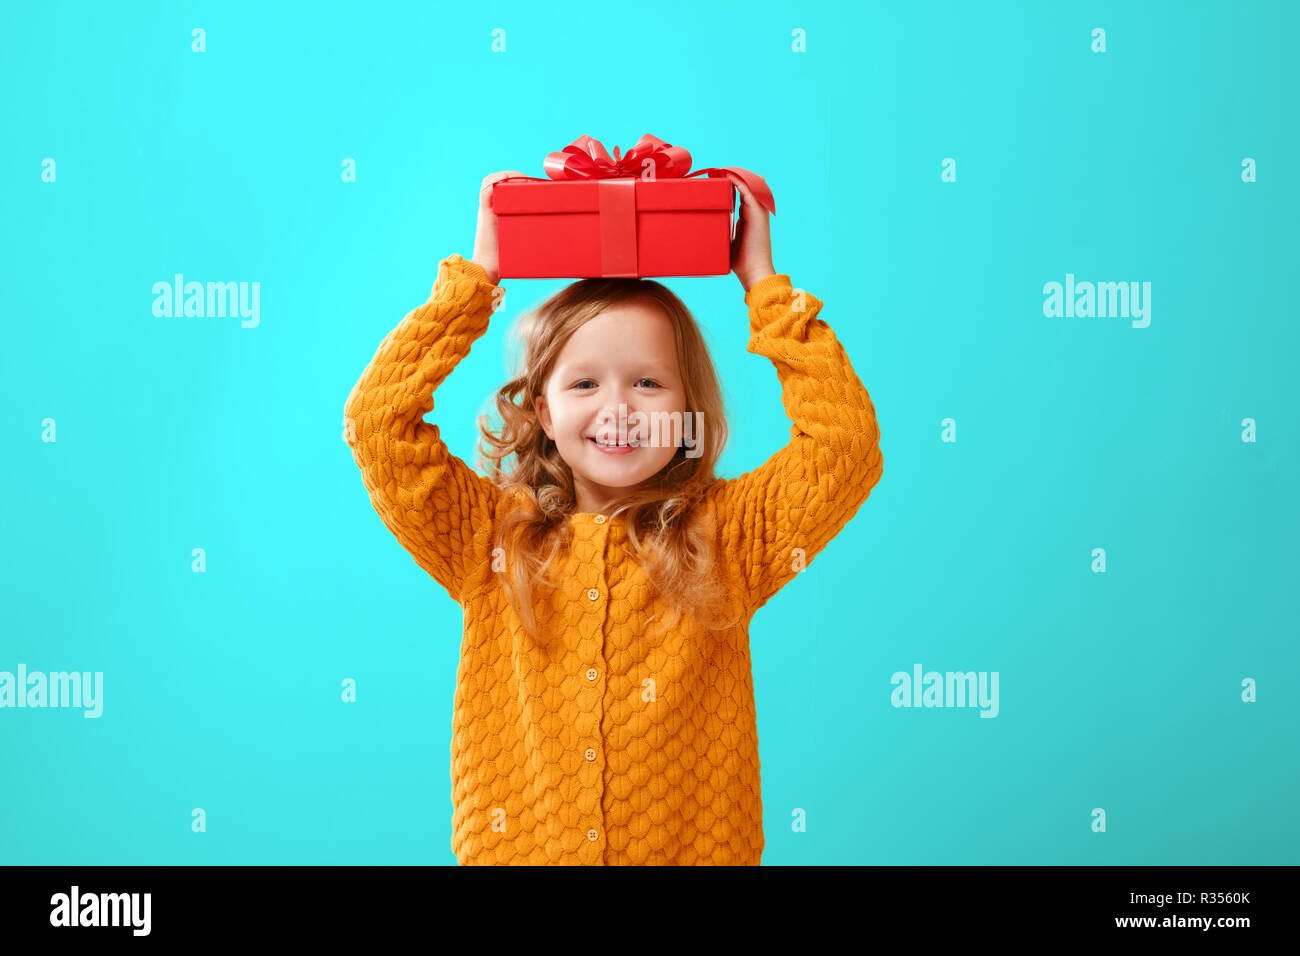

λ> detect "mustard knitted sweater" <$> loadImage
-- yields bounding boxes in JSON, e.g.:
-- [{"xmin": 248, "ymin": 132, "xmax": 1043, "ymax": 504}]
[{"xmin": 344, "ymin": 253, "xmax": 883, "ymax": 865}]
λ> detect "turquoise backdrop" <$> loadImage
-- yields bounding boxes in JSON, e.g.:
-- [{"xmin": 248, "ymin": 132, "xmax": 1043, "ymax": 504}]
[{"xmin": 2, "ymin": 0, "xmax": 1296, "ymax": 864}]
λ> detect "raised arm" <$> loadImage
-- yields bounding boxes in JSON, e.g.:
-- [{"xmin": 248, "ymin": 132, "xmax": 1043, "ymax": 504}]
[
  {"xmin": 343, "ymin": 253, "xmax": 503, "ymax": 604},
  {"xmin": 707, "ymin": 273, "xmax": 884, "ymax": 615}
]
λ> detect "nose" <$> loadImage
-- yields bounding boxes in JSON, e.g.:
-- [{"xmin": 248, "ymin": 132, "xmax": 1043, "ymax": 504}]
[
  {"xmin": 594, "ymin": 391, "xmax": 640, "ymax": 433},
  {"xmin": 602, "ymin": 384, "xmax": 639, "ymax": 416}
]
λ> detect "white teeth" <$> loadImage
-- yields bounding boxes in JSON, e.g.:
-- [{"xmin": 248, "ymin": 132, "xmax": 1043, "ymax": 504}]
[{"xmin": 593, "ymin": 438, "xmax": 642, "ymax": 447}]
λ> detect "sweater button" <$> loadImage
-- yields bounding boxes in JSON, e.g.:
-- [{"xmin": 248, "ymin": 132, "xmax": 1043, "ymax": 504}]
[
  {"xmin": 585, "ymin": 747, "xmax": 597, "ymax": 761},
  {"xmin": 587, "ymin": 588, "xmax": 599, "ymax": 601},
  {"xmin": 586, "ymin": 668, "xmax": 598, "ymax": 681},
  {"xmin": 593, "ymin": 514, "xmax": 606, "ymax": 524},
  {"xmin": 587, "ymin": 828, "xmax": 599, "ymax": 841}
]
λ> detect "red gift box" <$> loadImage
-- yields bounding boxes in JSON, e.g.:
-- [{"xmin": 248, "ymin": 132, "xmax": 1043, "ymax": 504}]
[{"xmin": 491, "ymin": 134, "xmax": 776, "ymax": 279}]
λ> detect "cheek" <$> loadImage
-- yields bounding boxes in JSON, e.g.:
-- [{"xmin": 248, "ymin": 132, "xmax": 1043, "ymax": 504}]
[
  {"xmin": 564, "ymin": 412, "xmax": 591, "ymax": 440},
  {"xmin": 647, "ymin": 410, "xmax": 689, "ymax": 445},
  {"xmin": 546, "ymin": 401, "xmax": 576, "ymax": 433},
  {"xmin": 652, "ymin": 446, "xmax": 677, "ymax": 469}
]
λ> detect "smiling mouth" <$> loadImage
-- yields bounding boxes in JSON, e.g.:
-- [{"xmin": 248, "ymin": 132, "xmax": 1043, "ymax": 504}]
[{"xmin": 588, "ymin": 436, "xmax": 645, "ymax": 448}]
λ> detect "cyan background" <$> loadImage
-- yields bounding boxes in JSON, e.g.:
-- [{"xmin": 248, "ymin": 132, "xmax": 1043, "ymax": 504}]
[{"xmin": 2, "ymin": 0, "xmax": 1296, "ymax": 864}]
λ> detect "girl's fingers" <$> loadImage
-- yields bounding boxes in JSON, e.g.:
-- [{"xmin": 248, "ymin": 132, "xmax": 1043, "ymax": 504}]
[
  {"xmin": 726, "ymin": 176, "xmax": 753, "ymax": 221},
  {"xmin": 482, "ymin": 170, "xmax": 527, "ymax": 193},
  {"xmin": 728, "ymin": 175, "xmax": 765, "ymax": 217},
  {"xmin": 481, "ymin": 171, "xmax": 529, "ymax": 209}
]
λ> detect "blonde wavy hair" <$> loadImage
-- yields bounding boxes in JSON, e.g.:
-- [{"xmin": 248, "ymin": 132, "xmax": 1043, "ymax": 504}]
[{"xmin": 475, "ymin": 278, "xmax": 742, "ymax": 641}]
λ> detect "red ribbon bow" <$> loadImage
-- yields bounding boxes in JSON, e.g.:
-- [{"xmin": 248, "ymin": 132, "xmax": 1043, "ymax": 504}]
[{"xmin": 496, "ymin": 133, "xmax": 775, "ymax": 215}]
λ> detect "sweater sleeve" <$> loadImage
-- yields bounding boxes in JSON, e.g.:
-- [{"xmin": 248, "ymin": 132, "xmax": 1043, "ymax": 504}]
[
  {"xmin": 343, "ymin": 253, "xmax": 504, "ymax": 605},
  {"xmin": 707, "ymin": 273, "xmax": 884, "ymax": 616}
]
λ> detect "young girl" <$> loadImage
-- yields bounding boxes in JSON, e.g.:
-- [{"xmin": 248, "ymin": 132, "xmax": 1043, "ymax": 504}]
[{"xmin": 343, "ymin": 170, "xmax": 884, "ymax": 865}]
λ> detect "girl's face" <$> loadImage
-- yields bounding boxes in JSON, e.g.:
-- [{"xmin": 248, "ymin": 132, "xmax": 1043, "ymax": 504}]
[{"xmin": 535, "ymin": 299, "xmax": 687, "ymax": 516}]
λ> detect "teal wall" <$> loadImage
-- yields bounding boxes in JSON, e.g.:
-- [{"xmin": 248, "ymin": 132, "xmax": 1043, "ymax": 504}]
[{"xmin": 2, "ymin": 0, "xmax": 1295, "ymax": 864}]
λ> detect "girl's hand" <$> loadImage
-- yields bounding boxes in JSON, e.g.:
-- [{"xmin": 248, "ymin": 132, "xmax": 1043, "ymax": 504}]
[
  {"xmin": 726, "ymin": 173, "xmax": 776, "ymax": 293},
  {"xmin": 472, "ymin": 170, "xmax": 527, "ymax": 285}
]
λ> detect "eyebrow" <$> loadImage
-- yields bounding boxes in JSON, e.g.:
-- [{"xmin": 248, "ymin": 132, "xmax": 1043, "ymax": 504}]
[{"xmin": 556, "ymin": 362, "xmax": 676, "ymax": 378}]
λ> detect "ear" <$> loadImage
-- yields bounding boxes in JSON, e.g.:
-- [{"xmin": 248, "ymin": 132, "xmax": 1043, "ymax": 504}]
[{"xmin": 535, "ymin": 395, "xmax": 551, "ymax": 438}]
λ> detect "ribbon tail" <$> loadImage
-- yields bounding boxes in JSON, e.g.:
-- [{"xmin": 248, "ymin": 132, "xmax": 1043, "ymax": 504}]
[{"xmin": 691, "ymin": 166, "xmax": 776, "ymax": 215}]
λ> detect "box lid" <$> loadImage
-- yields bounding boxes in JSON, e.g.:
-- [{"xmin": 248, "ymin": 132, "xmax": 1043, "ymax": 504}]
[{"xmin": 492, "ymin": 177, "xmax": 733, "ymax": 214}]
